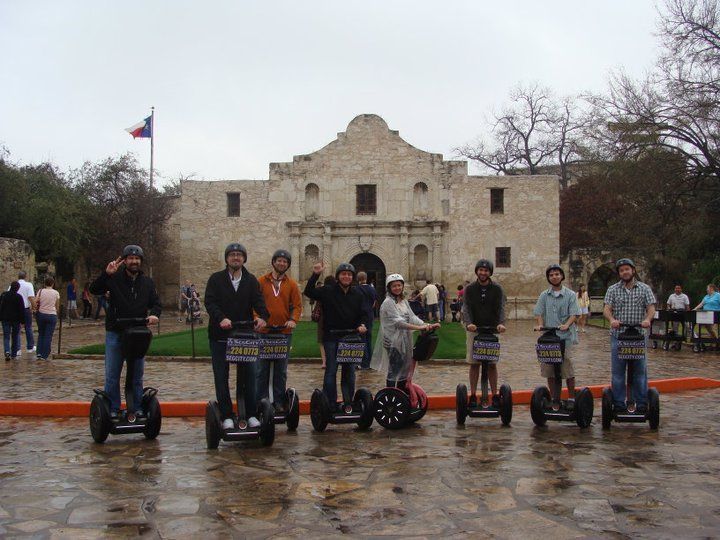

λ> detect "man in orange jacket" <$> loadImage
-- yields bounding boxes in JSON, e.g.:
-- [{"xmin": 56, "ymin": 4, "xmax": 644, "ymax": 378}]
[{"xmin": 256, "ymin": 249, "xmax": 303, "ymax": 413}]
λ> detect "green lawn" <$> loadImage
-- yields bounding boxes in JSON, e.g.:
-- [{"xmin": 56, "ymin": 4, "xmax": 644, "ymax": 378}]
[{"xmin": 69, "ymin": 321, "xmax": 469, "ymax": 359}]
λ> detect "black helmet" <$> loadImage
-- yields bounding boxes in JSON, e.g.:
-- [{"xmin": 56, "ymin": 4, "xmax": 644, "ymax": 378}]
[
  {"xmin": 615, "ymin": 258, "xmax": 636, "ymax": 272},
  {"xmin": 224, "ymin": 243, "xmax": 247, "ymax": 263},
  {"xmin": 122, "ymin": 245, "xmax": 144, "ymax": 260},
  {"xmin": 335, "ymin": 263, "xmax": 356, "ymax": 279},
  {"xmin": 272, "ymin": 249, "xmax": 292, "ymax": 268},
  {"xmin": 475, "ymin": 259, "xmax": 494, "ymax": 276},
  {"xmin": 545, "ymin": 264, "xmax": 565, "ymax": 282}
]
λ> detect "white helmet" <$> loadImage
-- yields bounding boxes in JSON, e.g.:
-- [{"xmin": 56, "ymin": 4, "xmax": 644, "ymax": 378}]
[{"xmin": 386, "ymin": 273, "xmax": 404, "ymax": 287}]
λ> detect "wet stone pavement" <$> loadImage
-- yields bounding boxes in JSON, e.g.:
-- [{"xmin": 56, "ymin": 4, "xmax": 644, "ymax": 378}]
[
  {"xmin": 0, "ymin": 390, "xmax": 719, "ymax": 538},
  {"xmin": 2, "ymin": 319, "xmax": 720, "ymax": 537}
]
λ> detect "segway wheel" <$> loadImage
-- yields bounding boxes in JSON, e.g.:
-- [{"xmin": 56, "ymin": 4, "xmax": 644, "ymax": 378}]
[
  {"xmin": 374, "ymin": 388, "xmax": 410, "ymax": 430},
  {"xmin": 258, "ymin": 399, "xmax": 276, "ymax": 446},
  {"xmin": 143, "ymin": 395, "xmax": 162, "ymax": 440},
  {"xmin": 662, "ymin": 340, "xmax": 670, "ymax": 351},
  {"xmin": 499, "ymin": 383, "xmax": 513, "ymax": 426},
  {"xmin": 601, "ymin": 387, "xmax": 613, "ymax": 430},
  {"xmin": 530, "ymin": 386, "xmax": 549, "ymax": 427},
  {"xmin": 285, "ymin": 388, "xmax": 300, "ymax": 431},
  {"xmin": 575, "ymin": 387, "xmax": 594, "ymax": 429},
  {"xmin": 648, "ymin": 388, "xmax": 660, "ymax": 430},
  {"xmin": 89, "ymin": 394, "xmax": 112, "ymax": 443},
  {"xmin": 693, "ymin": 343, "xmax": 701, "ymax": 353},
  {"xmin": 205, "ymin": 401, "xmax": 222, "ymax": 450},
  {"xmin": 310, "ymin": 389, "xmax": 329, "ymax": 432},
  {"xmin": 455, "ymin": 384, "xmax": 468, "ymax": 425},
  {"xmin": 412, "ymin": 385, "xmax": 429, "ymax": 423},
  {"xmin": 355, "ymin": 388, "xmax": 375, "ymax": 430}
]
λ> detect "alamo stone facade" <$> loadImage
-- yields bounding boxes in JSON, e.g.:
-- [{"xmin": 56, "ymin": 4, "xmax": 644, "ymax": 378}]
[{"xmin": 169, "ymin": 114, "xmax": 559, "ymax": 318}]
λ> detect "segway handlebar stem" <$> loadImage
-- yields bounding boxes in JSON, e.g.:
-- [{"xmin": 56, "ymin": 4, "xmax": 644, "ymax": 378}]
[
  {"xmin": 231, "ymin": 320, "xmax": 256, "ymax": 329},
  {"xmin": 474, "ymin": 326, "xmax": 498, "ymax": 333},
  {"xmin": 116, "ymin": 317, "xmax": 150, "ymax": 326},
  {"xmin": 535, "ymin": 326, "xmax": 560, "ymax": 332},
  {"xmin": 329, "ymin": 328, "xmax": 360, "ymax": 335}
]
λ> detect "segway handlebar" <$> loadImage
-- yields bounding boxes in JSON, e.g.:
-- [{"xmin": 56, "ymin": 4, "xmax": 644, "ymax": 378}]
[
  {"xmin": 264, "ymin": 325, "xmax": 288, "ymax": 333},
  {"xmin": 618, "ymin": 323, "xmax": 644, "ymax": 329},
  {"xmin": 116, "ymin": 317, "xmax": 150, "ymax": 326},
  {"xmin": 231, "ymin": 320, "xmax": 256, "ymax": 329},
  {"xmin": 535, "ymin": 326, "xmax": 560, "ymax": 331},
  {"xmin": 329, "ymin": 328, "xmax": 360, "ymax": 335},
  {"xmin": 474, "ymin": 325, "xmax": 499, "ymax": 333}
]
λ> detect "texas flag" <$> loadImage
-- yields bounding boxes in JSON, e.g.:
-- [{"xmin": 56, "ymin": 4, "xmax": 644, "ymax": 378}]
[{"xmin": 125, "ymin": 116, "xmax": 152, "ymax": 138}]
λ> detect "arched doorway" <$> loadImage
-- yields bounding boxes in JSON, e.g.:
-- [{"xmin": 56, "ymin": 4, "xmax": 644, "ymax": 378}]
[
  {"xmin": 588, "ymin": 264, "xmax": 616, "ymax": 297},
  {"xmin": 350, "ymin": 253, "xmax": 386, "ymax": 293}
]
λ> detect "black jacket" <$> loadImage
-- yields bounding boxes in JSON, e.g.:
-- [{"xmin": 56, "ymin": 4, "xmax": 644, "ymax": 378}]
[
  {"xmin": 0, "ymin": 291, "xmax": 25, "ymax": 324},
  {"xmin": 90, "ymin": 267, "xmax": 161, "ymax": 331},
  {"xmin": 204, "ymin": 267, "xmax": 269, "ymax": 341},
  {"xmin": 462, "ymin": 280, "xmax": 506, "ymax": 328},
  {"xmin": 304, "ymin": 273, "xmax": 369, "ymax": 334}
]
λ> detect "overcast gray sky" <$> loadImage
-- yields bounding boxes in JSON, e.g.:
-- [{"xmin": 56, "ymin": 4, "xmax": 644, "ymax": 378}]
[{"xmin": 1, "ymin": 1, "xmax": 659, "ymax": 183}]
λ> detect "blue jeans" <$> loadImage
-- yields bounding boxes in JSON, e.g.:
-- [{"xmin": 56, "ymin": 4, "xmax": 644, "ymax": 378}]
[
  {"xmin": 94, "ymin": 296, "xmax": 107, "ymax": 319},
  {"xmin": 104, "ymin": 330, "xmax": 145, "ymax": 413},
  {"xmin": 22, "ymin": 308, "xmax": 34, "ymax": 350},
  {"xmin": 360, "ymin": 322, "xmax": 373, "ymax": 369},
  {"xmin": 256, "ymin": 334, "xmax": 292, "ymax": 406},
  {"xmin": 2, "ymin": 321, "xmax": 21, "ymax": 357},
  {"xmin": 611, "ymin": 334, "xmax": 648, "ymax": 408},
  {"xmin": 323, "ymin": 340, "xmax": 356, "ymax": 404},
  {"xmin": 35, "ymin": 312, "xmax": 57, "ymax": 359},
  {"xmin": 210, "ymin": 339, "xmax": 257, "ymax": 420}
]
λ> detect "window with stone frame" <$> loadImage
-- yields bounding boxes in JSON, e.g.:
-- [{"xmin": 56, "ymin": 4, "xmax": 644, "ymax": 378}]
[
  {"xmin": 490, "ymin": 188, "xmax": 504, "ymax": 214},
  {"xmin": 496, "ymin": 247, "xmax": 511, "ymax": 268},
  {"xmin": 356, "ymin": 184, "xmax": 377, "ymax": 215},
  {"xmin": 227, "ymin": 193, "xmax": 240, "ymax": 217}
]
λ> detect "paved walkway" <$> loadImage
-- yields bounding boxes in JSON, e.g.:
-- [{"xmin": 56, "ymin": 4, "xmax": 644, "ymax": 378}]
[
  {"xmin": 2, "ymin": 321, "xmax": 719, "ymax": 402},
  {"xmin": 1, "ymin": 389, "xmax": 719, "ymax": 537}
]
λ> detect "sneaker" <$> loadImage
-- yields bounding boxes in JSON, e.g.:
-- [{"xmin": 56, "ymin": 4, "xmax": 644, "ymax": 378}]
[
  {"xmin": 28, "ymin": 347, "xmax": 36, "ymax": 353},
  {"xmin": 468, "ymin": 395, "xmax": 477, "ymax": 408},
  {"xmin": 222, "ymin": 418, "xmax": 235, "ymax": 430},
  {"xmin": 248, "ymin": 416, "xmax": 261, "ymax": 428},
  {"xmin": 4, "ymin": 352, "xmax": 10, "ymax": 361}
]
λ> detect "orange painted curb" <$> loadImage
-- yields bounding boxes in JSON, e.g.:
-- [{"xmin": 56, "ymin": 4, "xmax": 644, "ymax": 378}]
[{"xmin": 1, "ymin": 377, "xmax": 719, "ymax": 417}]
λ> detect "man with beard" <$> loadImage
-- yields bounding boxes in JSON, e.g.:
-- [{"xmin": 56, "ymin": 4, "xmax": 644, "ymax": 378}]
[
  {"xmin": 90, "ymin": 245, "xmax": 161, "ymax": 419},
  {"xmin": 533, "ymin": 265, "xmax": 581, "ymax": 407},
  {"xmin": 256, "ymin": 249, "xmax": 302, "ymax": 413},
  {"xmin": 205, "ymin": 243, "xmax": 269, "ymax": 430},
  {"xmin": 303, "ymin": 261, "xmax": 367, "ymax": 410},
  {"xmin": 461, "ymin": 259, "xmax": 506, "ymax": 407},
  {"xmin": 603, "ymin": 258, "xmax": 656, "ymax": 414}
]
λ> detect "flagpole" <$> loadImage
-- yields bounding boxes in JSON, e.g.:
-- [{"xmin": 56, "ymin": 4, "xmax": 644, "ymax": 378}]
[{"xmin": 149, "ymin": 106, "xmax": 155, "ymax": 278}]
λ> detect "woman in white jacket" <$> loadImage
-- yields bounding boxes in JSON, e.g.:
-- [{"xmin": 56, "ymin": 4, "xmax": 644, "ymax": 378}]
[{"xmin": 372, "ymin": 274, "xmax": 440, "ymax": 407}]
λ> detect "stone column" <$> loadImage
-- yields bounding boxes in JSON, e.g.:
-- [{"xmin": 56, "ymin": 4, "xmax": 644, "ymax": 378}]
[
  {"xmin": 399, "ymin": 224, "xmax": 409, "ymax": 279},
  {"xmin": 431, "ymin": 225, "xmax": 443, "ymax": 283},
  {"xmin": 289, "ymin": 227, "xmax": 300, "ymax": 282},
  {"xmin": 322, "ymin": 224, "xmax": 333, "ymax": 270}
]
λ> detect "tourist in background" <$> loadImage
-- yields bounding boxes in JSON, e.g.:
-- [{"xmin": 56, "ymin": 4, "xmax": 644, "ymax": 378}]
[
  {"xmin": 66, "ymin": 277, "xmax": 79, "ymax": 320},
  {"xmin": 356, "ymin": 271, "xmax": 377, "ymax": 370},
  {"xmin": 577, "ymin": 284, "xmax": 590, "ymax": 333},
  {"xmin": 81, "ymin": 282, "xmax": 93, "ymax": 319},
  {"xmin": 667, "ymin": 284, "xmax": 690, "ymax": 335},
  {"xmin": 16, "ymin": 271, "xmax": 35, "ymax": 353},
  {"xmin": 693, "ymin": 283, "xmax": 720, "ymax": 340},
  {"xmin": 35, "ymin": 276, "xmax": 61, "ymax": 361},
  {"xmin": 1, "ymin": 281, "xmax": 25, "ymax": 360}
]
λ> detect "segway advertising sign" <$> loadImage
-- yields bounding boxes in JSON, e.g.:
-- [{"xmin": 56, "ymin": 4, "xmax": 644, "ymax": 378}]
[
  {"xmin": 617, "ymin": 340, "xmax": 646, "ymax": 361},
  {"xmin": 258, "ymin": 335, "xmax": 291, "ymax": 361},
  {"xmin": 472, "ymin": 340, "xmax": 500, "ymax": 362},
  {"xmin": 535, "ymin": 342, "xmax": 563, "ymax": 363},
  {"xmin": 225, "ymin": 338, "xmax": 259, "ymax": 363},
  {"xmin": 336, "ymin": 341, "xmax": 365, "ymax": 363}
]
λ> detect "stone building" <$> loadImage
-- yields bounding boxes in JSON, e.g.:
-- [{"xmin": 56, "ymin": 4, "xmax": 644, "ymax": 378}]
[{"xmin": 171, "ymin": 114, "xmax": 560, "ymax": 318}]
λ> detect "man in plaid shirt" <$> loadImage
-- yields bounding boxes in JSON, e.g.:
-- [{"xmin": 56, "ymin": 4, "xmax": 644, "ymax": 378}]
[{"xmin": 603, "ymin": 258, "xmax": 656, "ymax": 412}]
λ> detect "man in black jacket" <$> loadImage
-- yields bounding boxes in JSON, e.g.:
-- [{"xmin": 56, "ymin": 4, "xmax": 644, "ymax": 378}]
[
  {"xmin": 1, "ymin": 281, "xmax": 26, "ymax": 360},
  {"xmin": 205, "ymin": 243, "xmax": 269, "ymax": 430},
  {"xmin": 461, "ymin": 259, "xmax": 506, "ymax": 407},
  {"xmin": 304, "ymin": 261, "xmax": 367, "ymax": 408},
  {"xmin": 90, "ymin": 245, "xmax": 161, "ymax": 418}
]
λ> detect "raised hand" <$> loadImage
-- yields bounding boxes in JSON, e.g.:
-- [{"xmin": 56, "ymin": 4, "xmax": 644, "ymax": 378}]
[{"xmin": 106, "ymin": 256, "xmax": 124, "ymax": 275}]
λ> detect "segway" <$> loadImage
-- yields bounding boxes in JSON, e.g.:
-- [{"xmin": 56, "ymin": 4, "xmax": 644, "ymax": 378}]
[
  {"xmin": 530, "ymin": 327, "xmax": 593, "ymax": 428},
  {"xmin": 650, "ymin": 310, "xmax": 686, "ymax": 351},
  {"xmin": 259, "ymin": 326, "xmax": 300, "ymax": 431},
  {"xmin": 602, "ymin": 324, "xmax": 660, "ymax": 430},
  {"xmin": 456, "ymin": 327, "xmax": 512, "ymax": 426},
  {"xmin": 205, "ymin": 321, "xmax": 275, "ymax": 449},
  {"xmin": 89, "ymin": 317, "xmax": 162, "ymax": 443},
  {"xmin": 310, "ymin": 329, "xmax": 374, "ymax": 432},
  {"xmin": 373, "ymin": 329, "xmax": 439, "ymax": 430}
]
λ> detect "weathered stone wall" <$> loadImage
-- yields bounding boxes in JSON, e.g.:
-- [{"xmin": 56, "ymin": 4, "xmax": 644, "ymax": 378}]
[
  {"xmin": 166, "ymin": 114, "xmax": 561, "ymax": 319},
  {"xmin": 0, "ymin": 237, "xmax": 36, "ymax": 289}
]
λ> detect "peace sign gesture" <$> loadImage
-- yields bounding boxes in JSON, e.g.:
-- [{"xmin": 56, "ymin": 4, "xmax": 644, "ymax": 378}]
[
  {"xmin": 312, "ymin": 261, "xmax": 325, "ymax": 275},
  {"xmin": 105, "ymin": 256, "xmax": 124, "ymax": 275}
]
